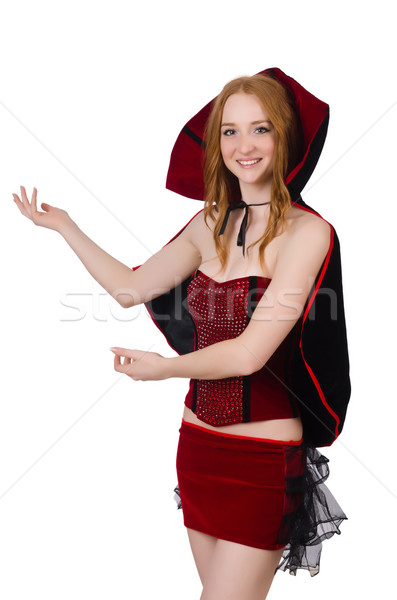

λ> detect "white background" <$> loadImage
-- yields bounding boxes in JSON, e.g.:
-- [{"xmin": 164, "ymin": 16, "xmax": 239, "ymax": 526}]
[{"xmin": 1, "ymin": 0, "xmax": 395, "ymax": 598}]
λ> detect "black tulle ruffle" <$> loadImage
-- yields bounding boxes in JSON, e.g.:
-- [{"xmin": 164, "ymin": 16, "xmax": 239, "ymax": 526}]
[
  {"xmin": 274, "ymin": 444, "xmax": 347, "ymax": 576},
  {"xmin": 173, "ymin": 443, "xmax": 347, "ymax": 577}
]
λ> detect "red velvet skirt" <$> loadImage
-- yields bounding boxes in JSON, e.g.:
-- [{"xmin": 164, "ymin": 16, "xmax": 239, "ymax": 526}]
[{"xmin": 175, "ymin": 419, "xmax": 306, "ymax": 551}]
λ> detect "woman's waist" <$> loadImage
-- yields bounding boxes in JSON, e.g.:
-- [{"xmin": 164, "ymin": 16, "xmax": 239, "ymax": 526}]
[{"xmin": 182, "ymin": 406, "xmax": 303, "ymax": 442}]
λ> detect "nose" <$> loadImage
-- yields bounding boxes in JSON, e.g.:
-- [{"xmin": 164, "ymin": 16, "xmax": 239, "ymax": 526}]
[{"xmin": 237, "ymin": 133, "xmax": 255, "ymax": 155}]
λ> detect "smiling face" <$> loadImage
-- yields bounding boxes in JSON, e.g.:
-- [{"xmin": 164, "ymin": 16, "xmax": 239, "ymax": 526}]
[{"xmin": 220, "ymin": 92, "xmax": 275, "ymax": 191}]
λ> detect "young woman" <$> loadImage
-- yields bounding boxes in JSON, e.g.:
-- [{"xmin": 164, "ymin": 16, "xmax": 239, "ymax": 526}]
[{"xmin": 13, "ymin": 68, "xmax": 350, "ymax": 600}]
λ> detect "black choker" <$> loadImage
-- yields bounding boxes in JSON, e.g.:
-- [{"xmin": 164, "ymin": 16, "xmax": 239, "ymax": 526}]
[{"xmin": 218, "ymin": 200, "xmax": 271, "ymax": 257}]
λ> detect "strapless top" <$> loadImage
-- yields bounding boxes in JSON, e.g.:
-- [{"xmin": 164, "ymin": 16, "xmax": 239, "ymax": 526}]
[{"xmin": 184, "ymin": 270, "xmax": 301, "ymax": 427}]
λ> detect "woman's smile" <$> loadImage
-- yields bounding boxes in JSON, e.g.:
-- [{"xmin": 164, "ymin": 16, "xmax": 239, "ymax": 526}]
[{"xmin": 236, "ymin": 158, "xmax": 262, "ymax": 167}]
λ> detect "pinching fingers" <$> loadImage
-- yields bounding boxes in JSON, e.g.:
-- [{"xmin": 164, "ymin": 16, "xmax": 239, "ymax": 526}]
[{"xmin": 110, "ymin": 346, "xmax": 135, "ymax": 375}]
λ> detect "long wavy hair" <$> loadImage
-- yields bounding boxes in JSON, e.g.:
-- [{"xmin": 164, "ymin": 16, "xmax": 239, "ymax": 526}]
[{"xmin": 203, "ymin": 74, "xmax": 303, "ymax": 274}]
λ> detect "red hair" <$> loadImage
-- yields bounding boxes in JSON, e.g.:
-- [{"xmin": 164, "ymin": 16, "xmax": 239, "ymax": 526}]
[{"xmin": 202, "ymin": 73, "xmax": 303, "ymax": 274}]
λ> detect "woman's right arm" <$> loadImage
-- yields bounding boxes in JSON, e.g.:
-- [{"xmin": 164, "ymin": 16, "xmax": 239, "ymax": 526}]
[{"xmin": 12, "ymin": 186, "xmax": 202, "ymax": 309}]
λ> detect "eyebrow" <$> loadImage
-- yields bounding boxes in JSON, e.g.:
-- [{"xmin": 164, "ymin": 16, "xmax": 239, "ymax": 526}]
[{"xmin": 221, "ymin": 120, "xmax": 272, "ymax": 127}]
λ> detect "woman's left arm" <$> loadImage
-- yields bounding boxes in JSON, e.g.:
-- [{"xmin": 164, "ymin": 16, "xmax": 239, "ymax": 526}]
[{"xmin": 111, "ymin": 217, "xmax": 331, "ymax": 381}]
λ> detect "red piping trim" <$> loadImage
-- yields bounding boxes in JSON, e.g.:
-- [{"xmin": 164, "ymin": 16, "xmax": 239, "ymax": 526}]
[
  {"xmin": 166, "ymin": 207, "xmax": 205, "ymax": 244},
  {"xmin": 295, "ymin": 204, "xmax": 340, "ymax": 440}
]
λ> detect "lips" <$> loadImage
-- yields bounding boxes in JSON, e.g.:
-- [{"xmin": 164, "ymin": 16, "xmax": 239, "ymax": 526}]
[{"xmin": 236, "ymin": 158, "xmax": 262, "ymax": 167}]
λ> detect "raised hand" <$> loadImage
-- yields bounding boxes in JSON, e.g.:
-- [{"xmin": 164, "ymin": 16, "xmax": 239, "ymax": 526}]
[{"xmin": 12, "ymin": 186, "xmax": 72, "ymax": 233}]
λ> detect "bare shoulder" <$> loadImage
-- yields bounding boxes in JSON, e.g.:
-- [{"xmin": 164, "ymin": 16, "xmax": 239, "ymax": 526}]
[
  {"xmin": 282, "ymin": 206, "xmax": 331, "ymax": 255},
  {"xmin": 181, "ymin": 207, "xmax": 207, "ymax": 235},
  {"xmin": 181, "ymin": 208, "xmax": 214, "ymax": 253},
  {"xmin": 269, "ymin": 206, "xmax": 331, "ymax": 283}
]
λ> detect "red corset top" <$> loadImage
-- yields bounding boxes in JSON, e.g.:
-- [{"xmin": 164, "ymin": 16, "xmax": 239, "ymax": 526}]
[{"xmin": 184, "ymin": 270, "xmax": 301, "ymax": 427}]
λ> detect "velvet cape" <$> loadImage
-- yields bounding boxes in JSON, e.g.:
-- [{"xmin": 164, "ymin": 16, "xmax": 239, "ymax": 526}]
[{"xmin": 132, "ymin": 67, "xmax": 351, "ymax": 448}]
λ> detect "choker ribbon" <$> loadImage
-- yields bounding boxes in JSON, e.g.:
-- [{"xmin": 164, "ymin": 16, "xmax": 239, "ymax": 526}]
[{"xmin": 218, "ymin": 200, "xmax": 271, "ymax": 257}]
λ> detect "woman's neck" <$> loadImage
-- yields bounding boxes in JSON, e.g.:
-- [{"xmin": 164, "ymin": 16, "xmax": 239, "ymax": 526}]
[{"xmin": 239, "ymin": 180, "xmax": 272, "ymax": 206}]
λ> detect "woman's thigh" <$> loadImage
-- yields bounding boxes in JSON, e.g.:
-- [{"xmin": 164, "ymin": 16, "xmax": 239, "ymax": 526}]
[
  {"xmin": 200, "ymin": 538, "xmax": 285, "ymax": 600},
  {"xmin": 186, "ymin": 528, "xmax": 218, "ymax": 585}
]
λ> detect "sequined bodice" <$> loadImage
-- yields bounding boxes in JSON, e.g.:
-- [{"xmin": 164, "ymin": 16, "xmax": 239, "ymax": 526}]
[
  {"xmin": 186, "ymin": 270, "xmax": 271, "ymax": 425},
  {"xmin": 184, "ymin": 269, "xmax": 301, "ymax": 427},
  {"xmin": 188, "ymin": 270, "xmax": 271, "ymax": 346}
]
